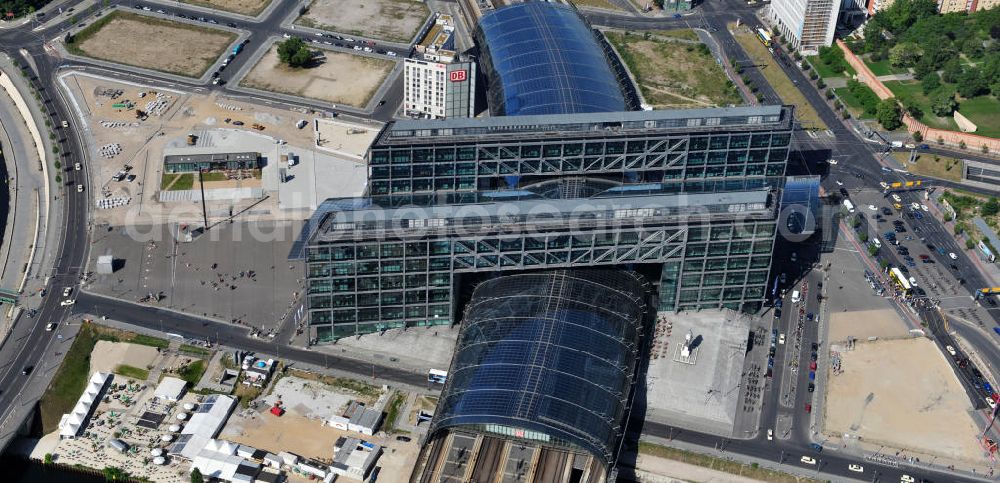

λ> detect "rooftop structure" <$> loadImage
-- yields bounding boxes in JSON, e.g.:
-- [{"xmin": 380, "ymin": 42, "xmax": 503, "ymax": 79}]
[
  {"xmin": 154, "ymin": 377, "xmax": 187, "ymax": 402},
  {"xmin": 474, "ymin": 2, "xmax": 627, "ymax": 116},
  {"xmin": 415, "ymin": 269, "xmax": 647, "ymax": 480},
  {"xmin": 332, "ymin": 437, "xmax": 383, "ymax": 480},
  {"xmin": 190, "ymin": 439, "xmax": 261, "ymax": 483},
  {"xmin": 59, "ymin": 372, "xmax": 112, "ymax": 439},
  {"xmin": 414, "ymin": 13, "xmax": 457, "ymax": 63},
  {"xmin": 170, "ymin": 395, "xmax": 238, "ymax": 460}
]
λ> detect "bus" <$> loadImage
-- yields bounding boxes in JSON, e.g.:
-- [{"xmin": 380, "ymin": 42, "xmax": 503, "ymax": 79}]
[
  {"xmin": 756, "ymin": 28, "xmax": 772, "ymax": 47},
  {"xmin": 889, "ymin": 267, "xmax": 911, "ymax": 295},
  {"xmin": 428, "ymin": 369, "xmax": 448, "ymax": 384}
]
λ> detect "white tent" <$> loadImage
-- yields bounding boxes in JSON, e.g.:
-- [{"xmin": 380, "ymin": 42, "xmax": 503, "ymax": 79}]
[{"xmin": 58, "ymin": 372, "xmax": 111, "ymax": 438}]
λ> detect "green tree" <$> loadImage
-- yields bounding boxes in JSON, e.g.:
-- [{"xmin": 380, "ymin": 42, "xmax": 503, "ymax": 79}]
[
  {"xmin": 983, "ymin": 198, "xmax": 1000, "ymax": 216},
  {"xmin": 956, "ymin": 69, "xmax": 988, "ymax": 98},
  {"xmin": 102, "ymin": 466, "xmax": 127, "ymax": 481},
  {"xmin": 276, "ymin": 38, "xmax": 311, "ymax": 68},
  {"xmin": 191, "ymin": 468, "xmax": 204, "ymax": 483},
  {"xmin": 941, "ymin": 59, "xmax": 962, "ymax": 83},
  {"xmin": 930, "ymin": 90, "xmax": 958, "ymax": 116},
  {"xmin": 920, "ymin": 72, "xmax": 940, "ymax": 95},
  {"xmin": 912, "ymin": 131, "xmax": 922, "ymax": 142},
  {"xmin": 889, "ymin": 42, "xmax": 922, "ymax": 67},
  {"xmin": 876, "ymin": 99, "xmax": 902, "ymax": 130},
  {"xmin": 904, "ymin": 101, "xmax": 923, "ymax": 119},
  {"xmin": 43, "ymin": 453, "xmax": 53, "ymax": 465}
]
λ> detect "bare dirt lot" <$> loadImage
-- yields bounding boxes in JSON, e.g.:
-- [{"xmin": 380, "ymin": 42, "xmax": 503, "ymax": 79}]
[
  {"xmin": 604, "ymin": 30, "xmax": 741, "ymax": 108},
  {"xmin": 180, "ymin": 0, "xmax": 273, "ymax": 16},
  {"xmin": 67, "ymin": 10, "xmax": 236, "ymax": 78},
  {"xmin": 824, "ymin": 337, "xmax": 986, "ymax": 463},
  {"xmin": 241, "ymin": 45, "xmax": 394, "ymax": 107},
  {"xmin": 296, "ymin": 0, "xmax": 430, "ymax": 43}
]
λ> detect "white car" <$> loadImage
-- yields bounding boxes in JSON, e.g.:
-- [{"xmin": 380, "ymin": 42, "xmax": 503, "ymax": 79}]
[
  {"xmin": 868, "ymin": 204, "xmax": 877, "ymax": 211},
  {"xmin": 949, "ymin": 252, "xmax": 958, "ymax": 260},
  {"xmin": 910, "ymin": 202, "xmax": 920, "ymax": 210},
  {"xmin": 46, "ymin": 323, "xmax": 57, "ymax": 331},
  {"xmin": 74, "ymin": 162, "xmax": 81, "ymax": 171},
  {"xmin": 848, "ymin": 464, "xmax": 864, "ymax": 472},
  {"xmin": 353, "ymin": 45, "xmax": 362, "ymax": 51},
  {"xmin": 77, "ymin": 184, "xmax": 84, "ymax": 193},
  {"xmin": 920, "ymin": 204, "xmax": 929, "ymax": 211},
  {"xmin": 778, "ymin": 333, "xmax": 785, "ymax": 345},
  {"xmin": 800, "ymin": 456, "xmax": 816, "ymax": 465},
  {"xmin": 828, "ymin": 159, "xmax": 838, "ymax": 165},
  {"xmin": 908, "ymin": 276, "xmax": 917, "ymax": 287},
  {"xmin": 900, "ymin": 475, "xmax": 915, "ymax": 483},
  {"xmin": 282, "ymin": 33, "xmax": 291, "ymax": 38},
  {"xmin": 767, "ymin": 429, "xmax": 773, "ymax": 440},
  {"xmin": 879, "ymin": 181, "xmax": 889, "ymax": 189},
  {"xmin": 987, "ymin": 398, "xmax": 997, "ymax": 409},
  {"xmin": 387, "ymin": 51, "xmax": 397, "ymax": 57},
  {"xmin": 835, "ymin": 180, "xmax": 843, "ymax": 186},
  {"xmin": 60, "ymin": 299, "xmax": 75, "ymax": 306},
  {"xmin": 343, "ymin": 37, "xmax": 354, "ymax": 42},
  {"xmin": 946, "ymin": 345, "xmax": 956, "ymax": 356},
  {"xmin": 62, "ymin": 287, "xmax": 72, "ymax": 297},
  {"xmin": 892, "ymin": 194, "xmax": 902, "ymax": 202},
  {"xmin": 790, "ymin": 252, "xmax": 798, "ymax": 262}
]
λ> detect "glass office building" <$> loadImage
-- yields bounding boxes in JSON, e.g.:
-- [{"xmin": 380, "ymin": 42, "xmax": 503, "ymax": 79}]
[
  {"xmin": 428, "ymin": 269, "xmax": 647, "ymax": 471},
  {"xmin": 303, "ymin": 189, "xmax": 777, "ymax": 341},
  {"xmin": 474, "ymin": 2, "xmax": 627, "ymax": 116},
  {"xmin": 367, "ymin": 106, "xmax": 794, "ymax": 202}
]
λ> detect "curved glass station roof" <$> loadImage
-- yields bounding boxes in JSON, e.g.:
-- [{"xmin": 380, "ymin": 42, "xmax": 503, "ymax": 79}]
[
  {"xmin": 430, "ymin": 269, "xmax": 646, "ymax": 466},
  {"xmin": 475, "ymin": 2, "xmax": 626, "ymax": 116}
]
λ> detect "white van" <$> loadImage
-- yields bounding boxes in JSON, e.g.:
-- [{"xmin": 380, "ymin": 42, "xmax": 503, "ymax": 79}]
[
  {"xmin": 791, "ymin": 290, "xmax": 801, "ymax": 304},
  {"xmin": 872, "ymin": 238, "xmax": 882, "ymax": 248}
]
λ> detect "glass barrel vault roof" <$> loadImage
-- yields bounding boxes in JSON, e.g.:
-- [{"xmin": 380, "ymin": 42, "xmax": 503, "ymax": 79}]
[
  {"xmin": 475, "ymin": 2, "xmax": 626, "ymax": 116},
  {"xmin": 430, "ymin": 269, "xmax": 646, "ymax": 466}
]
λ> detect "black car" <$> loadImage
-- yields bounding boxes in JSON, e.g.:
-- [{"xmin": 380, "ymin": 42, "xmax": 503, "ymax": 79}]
[
  {"xmin": 335, "ymin": 43, "xmax": 344, "ymax": 47},
  {"xmin": 395, "ymin": 435, "xmax": 411, "ymax": 442},
  {"xmin": 882, "ymin": 207, "xmax": 892, "ymax": 215},
  {"xmin": 22, "ymin": 366, "xmax": 32, "ymax": 375},
  {"xmin": 212, "ymin": 71, "xmax": 220, "ymax": 78},
  {"xmin": 377, "ymin": 99, "xmax": 386, "ymax": 107},
  {"xmin": 839, "ymin": 188, "xmax": 849, "ymax": 197},
  {"xmin": 811, "ymin": 342, "xmax": 818, "ymax": 351},
  {"xmin": 227, "ymin": 22, "xmax": 237, "ymax": 27},
  {"xmin": 808, "ymin": 383, "xmax": 815, "ymax": 392}
]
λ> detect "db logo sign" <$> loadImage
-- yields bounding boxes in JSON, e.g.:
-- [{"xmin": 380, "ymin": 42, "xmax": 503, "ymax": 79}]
[{"xmin": 449, "ymin": 70, "xmax": 467, "ymax": 82}]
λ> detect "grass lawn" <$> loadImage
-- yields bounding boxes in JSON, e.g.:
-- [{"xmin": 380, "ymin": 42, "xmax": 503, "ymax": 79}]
[
  {"xmin": 179, "ymin": 344, "xmax": 212, "ymax": 357},
  {"xmin": 200, "ymin": 172, "xmax": 229, "ymax": 182},
  {"xmin": 161, "ymin": 173, "xmax": 194, "ymax": 191},
  {"xmin": 732, "ymin": 26, "xmax": 827, "ymax": 130},
  {"xmin": 865, "ymin": 58, "xmax": 908, "ymax": 76},
  {"xmin": 893, "ymin": 152, "xmax": 963, "ymax": 182},
  {"xmin": 650, "ymin": 28, "xmax": 700, "ymax": 41},
  {"xmin": 39, "ymin": 323, "xmax": 101, "ymax": 434},
  {"xmin": 956, "ymin": 95, "xmax": 1000, "ymax": 139},
  {"xmin": 637, "ymin": 442, "xmax": 825, "ymax": 483},
  {"xmin": 833, "ymin": 87, "xmax": 872, "ymax": 119},
  {"xmin": 115, "ymin": 364, "xmax": 150, "ymax": 381},
  {"xmin": 178, "ymin": 359, "xmax": 207, "ymax": 385},
  {"xmin": 383, "ymin": 392, "xmax": 406, "ymax": 433},
  {"xmin": 884, "ymin": 80, "xmax": 960, "ymax": 131},
  {"xmin": 569, "ymin": 0, "xmax": 623, "ymax": 9},
  {"xmin": 807, "ymin": 55, "xmax": 855, "ymax": 79},
  {"xmin": 606, "ymin": 31, "xmax": 741, "ymax": 108}
]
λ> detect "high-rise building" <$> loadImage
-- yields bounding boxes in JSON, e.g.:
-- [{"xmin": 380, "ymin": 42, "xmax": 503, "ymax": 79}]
[
  {"xmin": 403, "ymin": 14, "xmax": 476, "ymax": 119},
  {"xmin": 769, "ymin": 0, "xmax": 843, "ymax": 54},
  {"xmin": 298, "ymin": 106, "xmax": 795, "ymax": 341}
]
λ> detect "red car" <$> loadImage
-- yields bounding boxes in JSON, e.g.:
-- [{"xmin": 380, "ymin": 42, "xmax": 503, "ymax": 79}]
[
  {"xmin": 809, "ymin": 361, "xmax": 818, "ymax": 371},
  {"xmin": 805, "ymin": 403, "xmax": 812, "ymax": 413}
]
